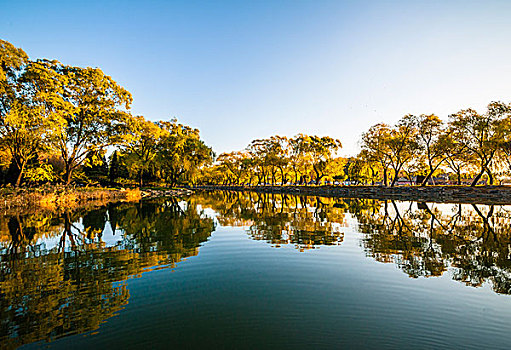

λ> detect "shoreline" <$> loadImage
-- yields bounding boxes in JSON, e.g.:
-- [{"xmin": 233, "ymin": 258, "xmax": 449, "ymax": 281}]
[
  {"xmin": 4, "ymin": 184, "xmax": 511, "ymax": 211},
  {"xmin": 195, "ymin": 185, "xmax": 511, "ymax": 205},
  {"xmin": 0, "ymin": 186, "xmax": 194, "ymax": 214}
]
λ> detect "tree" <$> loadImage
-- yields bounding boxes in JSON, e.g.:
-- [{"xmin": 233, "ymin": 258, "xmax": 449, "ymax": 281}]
[
  {"xmin": 25, "ymin": 59, "xmax": 132, "ymax": 185},
  {"xmin": 157, "ymin": 119, "xmax": 213, "ymax": 187},
  {"xmin": 0, "ymin": 100, "xmax": 49, "ymax": 186},
  {"xmin": 245, "ymin": 136, "xmax": 291, "ymax": 185},
  {"xmin": 413, "ymin": 114, "xmax": 448, "ymax": 186},
  {"xmin": 306, "ymin": 135, "xmax": 341, "ymax": 184},
  {"xmin": 290, "ymin": 134, "xmax": 342, "ymax": 184},
  {"xmin": 0, "ymin": 39, "xmax": 28, "ymax": 102},
  {"xmin": 344, "ymin": 156, "xmax": 374, "ymax": 185},
  {"xmin": 386, "ymin": 115, "xmax": 420, "ymax": 186},
  {"xmin": 361, "ymin": 123, "xmax": 393, "ymax": 186},
  {"xmin": 449, "ymin": 102, "xmax": 511, "ymax": 186},
  {"xmin": 440, "ymin": 129, "xmax": 473, "ymax": 185},
  {"xmin": 0, "ymin": 40, "xmax": 40, "ymax": 186},
  {"xmin": 217, "ymin": 151, "xmax": 251, "ymax": 185},
  {"xmin": 247, "ymin": 138, "xmax": 273, "ymax": 185},
  {"xmin": 289, "ymin": 135, "xmax": 310, "ymax": 184},
  {"xmin": 266, "ymin": 136, "xmax": 291, "ymax": 185},
  {"xmin": 109, "ymin": 150, "xmax": 128, "ymax": 184},
  {"xmin": 197, "ymin": 164, "xmax": 226, "ymax": 185},
  {"xmin": 83, "ymin": 150, "xmax": 109, "ymax": 184},
  {"xmin": 323, "ymin": 157, "xmax": 346, "ymax": 184},
  {"xmin": 120, "ymin": 116, "xmax": 164, "ymax": 186},
  {"xmin": 357, "ymin": 149, "xmax": 381, "ymax": 185}
]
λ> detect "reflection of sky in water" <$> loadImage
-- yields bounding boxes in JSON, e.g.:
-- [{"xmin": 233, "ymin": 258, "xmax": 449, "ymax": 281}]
[
  {"xmin": 100, "ymin": 224, "xmax": 124, "ymax": 247},
  {"xmin": 30, "ymin": 219, "xmax": 124, "ymax": 251}
]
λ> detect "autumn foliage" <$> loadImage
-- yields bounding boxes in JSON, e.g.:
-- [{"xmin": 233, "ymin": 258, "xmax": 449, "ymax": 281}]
[
  {"xmin": 0, "ymin": 40, "xmax": 212, "ymax": 187},
  {"xmin": 2, "ymin": 39, "xmax": 511, "ymax": 188}
]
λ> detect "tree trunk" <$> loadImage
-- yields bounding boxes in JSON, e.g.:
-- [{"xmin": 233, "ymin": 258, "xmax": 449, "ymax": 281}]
[
  {"xmin": 390, "ymin": 165, "xmax": 404, "ymax": 187},
  {"xmin": 65, "ymin": 167, "xmax": 73, "ymax": 186},
  {"xmin": 313, "ymin": 165, "xmax": 321, "ymax": 185},
  {"xmin": 279, "ymin": 167, "xmax": 285, "ymax": 186},
  {"xmin": 14, "ymin": 162, "xmax": 25, "ymax": 188},
  {"xmin": 470, "ymin": 167, "xmax": 485, "ymax": 187},
  {"xmin": 390, "ymin": 168, "xmax": 399, "ymax": 187},
  {"xmin": 421, "ymin": 169, "xmax": 434, "ymax": 187},
  {"xmin": 486, "ymin": 167, "xmax": 494, "ymax": 185}
]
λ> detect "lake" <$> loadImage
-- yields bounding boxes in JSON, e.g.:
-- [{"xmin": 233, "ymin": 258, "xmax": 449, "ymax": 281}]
[{"xmin": 1, "ymin": 191, "xmax": 511, "ymax": 349}]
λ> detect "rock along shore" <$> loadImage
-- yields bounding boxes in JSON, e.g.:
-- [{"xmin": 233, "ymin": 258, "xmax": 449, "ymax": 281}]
[
  {"xmin": 195, "ymin": 185, "xmax": 511, "ymax": 205},
  {"xmin": 140, "ymin": 188, "xmax": 194, "ymax": 198}
]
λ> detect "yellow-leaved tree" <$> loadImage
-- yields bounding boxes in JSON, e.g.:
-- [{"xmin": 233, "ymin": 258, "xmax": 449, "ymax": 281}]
[{"xmin": 24, "ymin": 59, "xmax": 133, "ymax": 184}]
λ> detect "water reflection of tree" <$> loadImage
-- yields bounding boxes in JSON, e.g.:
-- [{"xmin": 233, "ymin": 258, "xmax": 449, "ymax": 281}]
[
  {"xmin": 0, "ymin": 197, "xmax": 215, "ymax": 349},
  {"xmin": 197, "ymin": 191, "xmax": 346, "ymax": 251},
  {"xmin": 199, "ymin": 191, "xmax": 511, "ymax": 294},
  {"xmin": 353, "ymin": 200, "xmax": 511, "ymax": 294}
]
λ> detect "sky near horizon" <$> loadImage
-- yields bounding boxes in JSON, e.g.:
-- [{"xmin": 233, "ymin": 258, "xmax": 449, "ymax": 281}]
[{"xmin": 2, "ymin": 0, "xmax": 511, "ymax": 156}]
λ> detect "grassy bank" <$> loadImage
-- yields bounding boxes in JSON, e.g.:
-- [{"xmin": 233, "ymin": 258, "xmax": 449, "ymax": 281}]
[{"xmin": 0, "ymin": 186, "xmax": 142, "ymax": 212}]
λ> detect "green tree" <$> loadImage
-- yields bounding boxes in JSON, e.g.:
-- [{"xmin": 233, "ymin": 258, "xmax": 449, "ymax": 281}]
[
  {"xmin": 108, "ymin": 150, "xmax": 128, "ymax": 184},
  {"xmin": 120, "ymin": 116, "xmax": 164, "ymax": 186},
  {"xmin": 157, "ymin": 119, "xmax": 213, "ymax": 187}
]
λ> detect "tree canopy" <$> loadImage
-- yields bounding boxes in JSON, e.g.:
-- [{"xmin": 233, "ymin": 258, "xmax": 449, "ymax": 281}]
[
  {"xmin": 2, "ymin": 38, "xmax": 511, "ymax": 188},
  {"xmin": 0, "ymin": 40, "xmax": 212, "ymax": 188}
]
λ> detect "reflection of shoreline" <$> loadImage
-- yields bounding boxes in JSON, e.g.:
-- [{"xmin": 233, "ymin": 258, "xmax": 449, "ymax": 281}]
[
  {"xmin": 197, "ymin": 185, "xmax": 511, "ymax": 205},
  {"xmin": 197, "ymin": 191, "xmax": 346, "ymax": 251},
  {"xmin": 0, "ymin": 197, "xmax": 215, "ymax": 349},
  {"xmin": 356, "ymin": 200, "xmax": 511, "ymax": 295},
  {"xmin": 197, "ymin": 191, "xmax": 511, "ymax": 295}
]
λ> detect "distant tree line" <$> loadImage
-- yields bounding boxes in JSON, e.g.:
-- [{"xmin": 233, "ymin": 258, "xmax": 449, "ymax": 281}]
[
  {"xmin": 201, "ymin": 134, "xmax": 343, "ymax": 185},
  {"xmin": 201, "ymin": 103, "xmax": 511, "ymax": 187},
  {"xmin": 0, "ymin": 39, "xmax": 213, "ymax": 187}
]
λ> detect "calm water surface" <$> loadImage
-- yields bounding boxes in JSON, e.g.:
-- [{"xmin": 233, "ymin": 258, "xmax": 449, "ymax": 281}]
[{"xmin": 1, "ymin": 191, "xmax": 511, "ymax": 349}]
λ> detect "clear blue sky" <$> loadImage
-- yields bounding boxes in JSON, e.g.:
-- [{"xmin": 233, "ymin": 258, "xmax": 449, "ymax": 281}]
[{"xmin": 2, "ymin": 0, "xmax": 511, "ymax": 156}]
